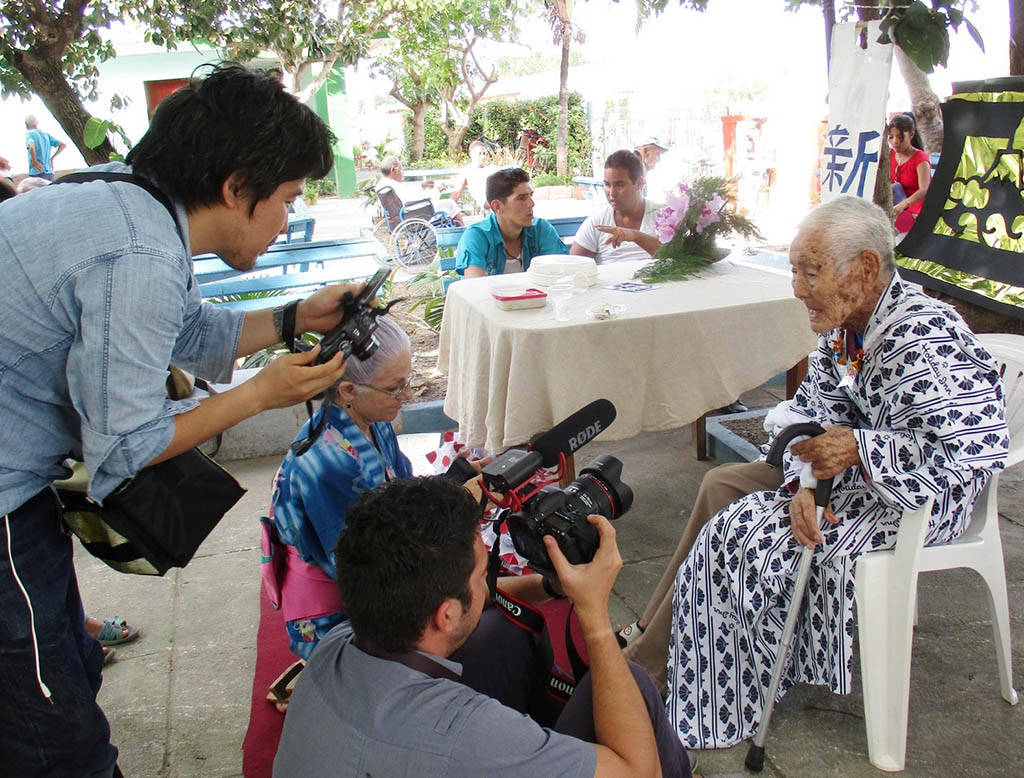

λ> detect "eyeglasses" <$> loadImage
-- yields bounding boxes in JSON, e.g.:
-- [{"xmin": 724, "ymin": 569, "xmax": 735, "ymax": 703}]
[{"xmin": 354, "ymin": 377, "xmax": 413, "ymax": 399}]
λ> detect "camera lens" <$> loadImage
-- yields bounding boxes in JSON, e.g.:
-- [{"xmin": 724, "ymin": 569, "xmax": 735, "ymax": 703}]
[{"xmin": 563, "ymin": 454, "xmax": 633, "ymax": 520}]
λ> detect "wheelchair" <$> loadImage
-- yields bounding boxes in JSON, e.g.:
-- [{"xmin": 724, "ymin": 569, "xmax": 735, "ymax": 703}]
[{"xmin": 372, "ymin": 185, "xmax": 460, "ymax": 270}]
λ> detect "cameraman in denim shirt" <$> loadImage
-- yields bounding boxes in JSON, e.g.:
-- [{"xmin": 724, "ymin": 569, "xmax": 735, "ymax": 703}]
[{"xmin": 0, "ymin": 64, "xmax": 363, "ymax": 778}]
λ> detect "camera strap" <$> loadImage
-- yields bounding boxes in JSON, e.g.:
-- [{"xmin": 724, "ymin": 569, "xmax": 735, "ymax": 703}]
[
  {"xmin": 485, "ymin": 513, "xmax": 589, "ymax": 722},
  {"xmin": 357, "ymin": 641, "xmax": 464, "ymax": 684}
]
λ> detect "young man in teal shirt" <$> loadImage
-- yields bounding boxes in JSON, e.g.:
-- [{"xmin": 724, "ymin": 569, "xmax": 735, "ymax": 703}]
[{"xmin": 455, "ymin": 168, "xmax": 567, "ymax": 277}]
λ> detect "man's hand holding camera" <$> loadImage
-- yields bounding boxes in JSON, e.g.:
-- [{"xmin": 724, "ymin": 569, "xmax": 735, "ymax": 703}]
[
  {"xmin": 296, "ymin": 282, "xmax": 376, "ymax": 336},
  {"xmin": 248, "ymin": 344, "xmax": 347, "ymax": 412},
  {"xmin": 544, "ymin": 514, "xmax": 621, "ymax": 626}
]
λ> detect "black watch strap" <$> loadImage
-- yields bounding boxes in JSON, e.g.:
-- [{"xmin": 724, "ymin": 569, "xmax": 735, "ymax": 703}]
[{"xmin": 282, "ymin": 299, "xmax": 300, "ymax": 352}]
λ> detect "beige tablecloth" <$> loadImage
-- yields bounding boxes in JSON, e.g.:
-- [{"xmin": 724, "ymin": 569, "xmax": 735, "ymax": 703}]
[{"xmin": 437, "ymin": 259, "xmax": 816, "ymax": 451}]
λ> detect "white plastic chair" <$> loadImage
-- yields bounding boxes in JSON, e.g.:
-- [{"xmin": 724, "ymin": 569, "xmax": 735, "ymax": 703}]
[{"xmin": 854, "ymin": 332, "xmax": 1022, "ymax": 772}]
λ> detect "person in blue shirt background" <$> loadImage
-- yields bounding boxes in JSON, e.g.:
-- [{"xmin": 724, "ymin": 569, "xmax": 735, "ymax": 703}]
[
  {"xmin": 24, "ymin": 115, "xmax": 66, "ymax": 180},
  {"xmin": 455, "ymin": 167, "xmax": 567, "ymax": 278}
]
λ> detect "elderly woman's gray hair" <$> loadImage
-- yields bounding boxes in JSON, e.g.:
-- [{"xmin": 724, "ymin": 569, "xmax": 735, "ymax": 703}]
[
  {"xmin": 340, "ymin": 314, "xmax": 410, "ymax": 387},
  {"xmin": 797, "ymin": 195, "xmax": 896, "ymax": 275}
]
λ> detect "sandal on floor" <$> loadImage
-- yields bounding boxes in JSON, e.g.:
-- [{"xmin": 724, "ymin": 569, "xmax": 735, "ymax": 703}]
[
  {"xmin": 266, "ymin": 660, "xmax": 306, "ymax": 711},
  {"xmin": 95, "ymin": 617, "xmax": 141, "ymax": 646},
  {"xmin": 615, "ymin": 620, "xmax": 644, "ymax": 649}
]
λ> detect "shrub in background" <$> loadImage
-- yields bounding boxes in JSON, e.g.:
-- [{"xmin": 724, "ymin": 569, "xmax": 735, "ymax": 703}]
[{"xmin": 404, "ymin": 92, "xmax": 592, "ymax": 177}]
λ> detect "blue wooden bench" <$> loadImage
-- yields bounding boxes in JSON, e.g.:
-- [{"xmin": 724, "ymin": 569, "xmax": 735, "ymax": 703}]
[
  {"xmin": 282, "ymin": 197, "xmax": 315, "ymax": 243},
  {"xmin": 196, "ymin": 237, "xmax": 385, "ymax": 312},
  {"xmin": 435, "ymin": 215, "xmax": 587, "ymax": 291},
  {"xmin": 572, "ymin": 176, "xmax": 604, "ymax": 202}
]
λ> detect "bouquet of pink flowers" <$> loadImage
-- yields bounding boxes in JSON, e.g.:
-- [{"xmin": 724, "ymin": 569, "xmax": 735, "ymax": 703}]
[{"xmin": 636, "ymin": 176, "xmax": 761, "ymax": 282}]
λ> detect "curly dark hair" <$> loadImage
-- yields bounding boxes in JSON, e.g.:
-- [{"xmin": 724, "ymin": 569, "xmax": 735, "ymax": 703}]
[
  {"xmin": 605, "ymin": 149, "xmax": 645, "ymax": 183},
  {"xmin": 126, "ymin": 62, "xmax": 335, "ymax": 214},
  {"xmin": 335, "ymin": 477, "xmax": 481, "ymax": 654}
]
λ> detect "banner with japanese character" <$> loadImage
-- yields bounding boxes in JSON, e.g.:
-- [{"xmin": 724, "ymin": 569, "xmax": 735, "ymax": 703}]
[
  {"xmin": 897, "ymin": 83, "xmax": 1024, "ymax": 319},
  {"xmin": 819, "ymin": 22, "xmax": 893, "ymax": 202}
]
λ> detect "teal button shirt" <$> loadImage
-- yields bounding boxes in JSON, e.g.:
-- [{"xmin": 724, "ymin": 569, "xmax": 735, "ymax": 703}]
[{"xmin": 455, "ymin": 212, "xmax": 567, "ymax": 276}]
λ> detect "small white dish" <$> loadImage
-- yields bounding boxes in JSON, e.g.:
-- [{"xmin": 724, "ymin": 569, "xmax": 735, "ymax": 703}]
[{"xmin": 587, "ymin": 303, "xmax": 625, "ymax": 321}]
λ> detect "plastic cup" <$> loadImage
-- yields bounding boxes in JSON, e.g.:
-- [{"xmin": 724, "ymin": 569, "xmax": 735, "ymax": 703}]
[{"xmin": 548, "ymin": 282, "xmax": 573, "ymax": 322}]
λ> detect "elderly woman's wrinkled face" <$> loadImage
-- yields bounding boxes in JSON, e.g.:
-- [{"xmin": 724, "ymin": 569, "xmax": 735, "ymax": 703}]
[
  {"xmin": 349, "ymin": 351, "xmax": 414, "ymax": 424},
  {"xmin": 789, "ymin": 230, "xmax": 871, "ymax": 334}
]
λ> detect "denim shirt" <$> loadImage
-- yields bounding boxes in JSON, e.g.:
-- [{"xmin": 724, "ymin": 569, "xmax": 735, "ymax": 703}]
[{"xmin": 0, "ymin": 163, "xmax": 245, "ymax": 514}]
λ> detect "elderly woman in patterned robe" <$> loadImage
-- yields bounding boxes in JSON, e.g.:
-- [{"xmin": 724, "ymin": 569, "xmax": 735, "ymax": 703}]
[
  {"xmin": 264, "ymin": 316, "xmax": 415, "ymax": 661},
  {"xmin": 661, "ymin": 196, "xmax": 1008, "ymax": 749}
]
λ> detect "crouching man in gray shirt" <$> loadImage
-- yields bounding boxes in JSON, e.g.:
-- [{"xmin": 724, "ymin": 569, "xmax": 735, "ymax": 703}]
[{"xmin": 274, "ymin": 476, "xmax": 690, "ymax": 778}]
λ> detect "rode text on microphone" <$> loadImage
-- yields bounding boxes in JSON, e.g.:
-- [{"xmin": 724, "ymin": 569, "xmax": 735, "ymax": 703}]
[{"xmin": 479, "ymin": 400, "xmax": 633, "ymax": 577}]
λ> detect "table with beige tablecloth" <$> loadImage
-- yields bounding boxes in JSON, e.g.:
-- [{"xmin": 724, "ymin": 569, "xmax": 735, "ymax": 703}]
[{"xmin": 437, "ymin": 258, "xmax": 816, "ymax": 452}]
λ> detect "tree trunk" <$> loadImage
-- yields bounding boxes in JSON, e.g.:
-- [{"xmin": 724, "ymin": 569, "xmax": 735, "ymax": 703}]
[
  {"xmin": 411, "ymin": 103, "xmax": 428, "ymax": 162},
  {"xmin": 11, "ymin": 49, "xmax": 115, "ymax": 165},
  {"xmin": 874, "ymin": 131, "xmax": 892, "ymax": 213},
  {"xmin": 894, "ymin": 47, "xmax": 944, "ymax": 153},
  {"xmin": 448, "ymin": 124, "xmax": 469, "ymax": 154},
  {"xmin": 556, "ymin": 25, "xmax": 570, "ymax": 178},
  {"xmin": 822, "ymin": 0, "xmax": 836, "ymax": 73},
  {"xmin": 1012, "ymin": 0, "xmax": 1024, "ymax": 76}
]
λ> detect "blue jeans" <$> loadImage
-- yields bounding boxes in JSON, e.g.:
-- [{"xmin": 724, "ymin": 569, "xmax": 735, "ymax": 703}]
[{"xmin": 0, "ymin": 489, "xmax": 118, "ymax": 777}]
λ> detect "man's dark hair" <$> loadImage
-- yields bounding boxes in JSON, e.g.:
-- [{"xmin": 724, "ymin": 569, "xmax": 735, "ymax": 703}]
[
  {"xmin": 605, "ymin": 149, "xmax": 645, "ymax": 183},
  {"xmin": 335, "ymin": 477, "xmax": 481, "ymax": 654},
  {"xmin": 486, "ymin": 167, "xmax": 530, "ymax": 204},
  {"xmin": 126, "ymin": 62, "xmax": 334, "ymax": 214},
  {"xmin": 0, "ymin": 177, "xmax": 15, "ymax": 203}
]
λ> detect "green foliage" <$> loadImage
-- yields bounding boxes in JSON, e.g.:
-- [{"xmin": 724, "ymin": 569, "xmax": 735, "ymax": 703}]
[
  {"xmin": 404, "ymin": 107, "xmax": 451, "ymax": 161},
  {"xmin": 497, "ymin": 49, "xmax": 586, "ymax": 78},
  {"xmin": 302, "ymin": 176, "xmax": 337, "ymax": 205},
  {"xmin": 83, "ymin": 117, "xmax": 132, "ymax": 160},
  {"xmin": 530, "ymin": 173, "xmax": 573, "ymax": 187},
  {"xmin": 407, "ymin": 259, "xmax": 454, "ymax": 330},
  {"xmin": 464, "ymin": 93, "xmax": 592, "ymax": 176},
  {"xmin": 877, "ymin": 1, "xmax": 983, "ymax": 74},
  {"xmin": 639, "ymin": 1, "xmax": 982, "ymax": 75},
  {"xmin": 0, "ymin": 1, "xmax": 122, "ymax": 102}
]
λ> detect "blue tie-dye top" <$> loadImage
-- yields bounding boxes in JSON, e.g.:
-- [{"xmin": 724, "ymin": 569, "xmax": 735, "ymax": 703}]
[{"xmin": 270, "ymin": 403, "xmax": 412, "ymax": 579}]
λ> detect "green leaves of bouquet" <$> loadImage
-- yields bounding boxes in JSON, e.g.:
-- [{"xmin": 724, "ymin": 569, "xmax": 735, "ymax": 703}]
[{"xmin": 635, "ymin": 176, "xmax": 761, "ymax": 283}]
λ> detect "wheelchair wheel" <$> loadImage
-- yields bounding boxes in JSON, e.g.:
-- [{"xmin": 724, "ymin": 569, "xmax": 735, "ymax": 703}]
[
  {"xmin": 371, "ymin": 219, "xmax": 400, "ymax": 269},
  {"xmin": 390, "ymin": 218, "xmax": 438, "ymax": 270}
]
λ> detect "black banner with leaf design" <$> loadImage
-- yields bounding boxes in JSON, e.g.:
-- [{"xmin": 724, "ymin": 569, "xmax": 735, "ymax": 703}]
[{"xmin": 897, "ymin": 79, "xmax": 1024, "ymax": 319}]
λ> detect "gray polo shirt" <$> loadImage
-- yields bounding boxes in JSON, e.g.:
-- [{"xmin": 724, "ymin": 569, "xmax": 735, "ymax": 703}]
[{"xmin": 273, "ymin": 627, "xmax": 597, "ymax": 777}]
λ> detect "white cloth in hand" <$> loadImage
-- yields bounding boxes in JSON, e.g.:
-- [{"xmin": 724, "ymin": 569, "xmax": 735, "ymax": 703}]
[{"xmin": 763, "ymin": 401, "xmax": 818, "ymax": 489}]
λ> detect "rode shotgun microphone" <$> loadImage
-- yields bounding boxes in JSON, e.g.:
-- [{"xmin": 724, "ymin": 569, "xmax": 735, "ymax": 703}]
[{"xmin": 529, "ymin": 399, "xmax": 617, "ymax": 468}]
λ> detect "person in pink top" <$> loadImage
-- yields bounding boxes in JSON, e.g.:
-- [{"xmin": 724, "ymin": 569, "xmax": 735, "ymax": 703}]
[{"xmin": 888, "ymin": 112, "xmax": 931, "ymax": 234}]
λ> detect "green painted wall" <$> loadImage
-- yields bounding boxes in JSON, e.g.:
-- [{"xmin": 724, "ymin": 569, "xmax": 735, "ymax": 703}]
[{"xmin": 314, "ymin": 65, "xmax": 356, "ymax": 197}]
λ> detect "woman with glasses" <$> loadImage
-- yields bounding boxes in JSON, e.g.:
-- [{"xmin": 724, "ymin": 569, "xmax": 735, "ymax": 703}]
[{"xmin": 264, "ymin": 315, "xmax": 415, "ymax": 672}]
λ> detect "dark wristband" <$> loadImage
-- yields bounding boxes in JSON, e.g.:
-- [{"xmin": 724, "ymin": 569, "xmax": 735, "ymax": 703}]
[
  {"xmin": 282, "ymin": 299, "xmax": 300, "ymax": 352},
  {"xmin": 541, "ymin": 577, "xmax": 565, "ymax": 600}
]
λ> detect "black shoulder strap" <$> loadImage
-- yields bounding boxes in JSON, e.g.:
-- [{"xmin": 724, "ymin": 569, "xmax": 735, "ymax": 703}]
[
  {"xmin": 359, "ymin": 642, "xmax": 465, "ymax": 684},
  {"xmin": 54, "ymin": 171, "xmax": 180, "ymax": 242}
]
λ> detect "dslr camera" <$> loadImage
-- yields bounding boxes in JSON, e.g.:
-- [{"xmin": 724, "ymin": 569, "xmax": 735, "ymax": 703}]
[
  {"xmin": 482, "ymin": 450, "xmax": 633, "ymax": 578},
  {"xmin": 291, "ymin": 267, "xmax": 400, "ymax": 456},
  {"xmin": 313, "ymin": 267, "xmax": 397, "ymax": 364}
]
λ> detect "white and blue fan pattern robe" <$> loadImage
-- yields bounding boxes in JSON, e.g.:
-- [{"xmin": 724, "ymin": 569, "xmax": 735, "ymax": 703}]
[{"xmin": 666, "ymin": 275, "xmax": 1008, "ymax": 749}]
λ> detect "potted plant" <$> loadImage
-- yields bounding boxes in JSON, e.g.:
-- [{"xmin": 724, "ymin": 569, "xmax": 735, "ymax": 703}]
[{"xmin": 635, "ymin": 176, "xmax": 761, "ymax": 283}]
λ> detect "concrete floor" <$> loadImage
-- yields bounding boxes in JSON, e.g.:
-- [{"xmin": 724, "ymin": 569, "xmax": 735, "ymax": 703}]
[{"xmin": 78, "ymin": 380, "xmax": 1024, "ymax": 777}]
